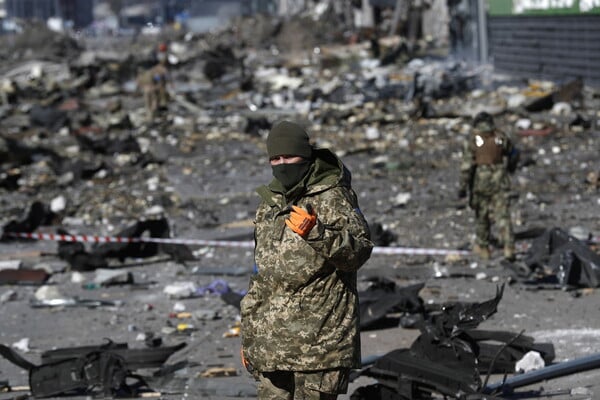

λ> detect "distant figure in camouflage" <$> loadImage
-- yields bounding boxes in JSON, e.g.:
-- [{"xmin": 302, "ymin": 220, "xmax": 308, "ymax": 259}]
[
  {"xmin": 240, "ymin": 121, "xmax": 373, "ymax": 399},
  {"xmin": 137, "ymin": 43, "xmax": 170, "ymax": 120},
  {"xmin": 459, "ymin": 112, "xmax": 518, "ymax": 260}
]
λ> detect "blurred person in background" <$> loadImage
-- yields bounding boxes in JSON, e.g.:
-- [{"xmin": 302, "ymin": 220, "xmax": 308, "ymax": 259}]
[
  {"xmin": 459, "ymin": 112, "xmax": 519, "ymax": 261},
  {"xmin": 137, "ymin": 42, "xmax": 170, "ymax": 120}
]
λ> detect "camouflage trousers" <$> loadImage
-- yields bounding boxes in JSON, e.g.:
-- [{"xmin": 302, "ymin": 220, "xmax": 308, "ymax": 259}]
[
  {"xmin": 256, "ymin": 369, "xmax": 349, "ymax": 400},
  {"xmin": 143, "ymin": 86, "xmax": 168, "ymax": 118},
  {"xmin": 472, "ymin": 190, "xmax": 514, "ymax": 249}
]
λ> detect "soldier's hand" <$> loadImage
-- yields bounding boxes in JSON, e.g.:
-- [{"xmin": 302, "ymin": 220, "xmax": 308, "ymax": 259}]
[
  {"xmin": 286, "ymin": 205, "xmax": 317, "ymax": 238},
  {"xmin": 458, "ymin": 188, "xmax": 467, "ymax": 199}
]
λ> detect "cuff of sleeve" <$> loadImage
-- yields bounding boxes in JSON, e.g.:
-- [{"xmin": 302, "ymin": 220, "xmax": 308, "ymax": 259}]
[{"xmin": 306, "ymin": 219, "xmax": 324, "ymax": 241}]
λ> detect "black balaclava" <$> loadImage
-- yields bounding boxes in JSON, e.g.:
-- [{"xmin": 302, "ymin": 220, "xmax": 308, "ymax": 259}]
[
  {"xmin": 267, "ymin": 121, "xmax": 313, "ymax": 190},
  {"xmin": 272, "ymin": 161, "xmax": 312, "ymax": 191}
]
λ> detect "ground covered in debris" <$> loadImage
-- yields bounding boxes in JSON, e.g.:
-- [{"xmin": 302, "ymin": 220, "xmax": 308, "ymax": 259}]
[{"xmin": 1, "ymin": 14, "xmax": 600, "ymax": 400}]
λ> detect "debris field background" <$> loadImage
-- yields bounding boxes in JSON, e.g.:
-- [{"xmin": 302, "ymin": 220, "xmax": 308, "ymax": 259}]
[{"xmin": 1, "ymin": 13, "xmax": 600, "ymax": 400}]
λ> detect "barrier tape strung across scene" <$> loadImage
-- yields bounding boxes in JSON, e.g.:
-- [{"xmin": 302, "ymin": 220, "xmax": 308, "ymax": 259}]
[
  {"xmin": 5, "ymin": 231, "xmax": 471, "ymax": 256},
  {"xmin": 371, "ymin": 246, "xmax": 470, "ymax": 256},
  {"xmin": 5, "ymin": 232, "xmax": 255, "ymax": 249}
]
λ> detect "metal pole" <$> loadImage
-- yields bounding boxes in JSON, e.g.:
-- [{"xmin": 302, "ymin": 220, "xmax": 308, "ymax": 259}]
[
  {"xmin": 477, "ymin": 0, "xmax": 488, "ymax": 62},
  {"xmin": 389, "ymin": 0, "xmax": 403, "ymax": 36},
  {"xmin": 483, "ymin": 352, "xmax": 600, "ymax": 394},
  {"xmin": 55, "ymin": 0, "xmax": 62, "ymax": 20}
]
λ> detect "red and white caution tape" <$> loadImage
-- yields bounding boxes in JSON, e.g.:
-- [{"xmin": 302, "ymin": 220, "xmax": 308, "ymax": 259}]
[
  {"xmin": 5, "ymin": 231, "xmax": 255, "ymax": 249},
  {"xmin": 372, "ymin": 246, "xmax": 469, "ymax": 256},
  {"xmin": 5, "ymin": 231, "xmax": 470, "ymax": 256}
]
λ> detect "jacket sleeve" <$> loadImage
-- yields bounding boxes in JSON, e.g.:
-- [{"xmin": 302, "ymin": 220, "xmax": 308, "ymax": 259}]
[
  {"xmin": 459, "ymin": 136, "xmax": 475, "ymax": 192},
  {"xmin": 501, "ymin": 130, "xmax": 520, "ymax": 174},
  {"xmin": 304, "ymin": 186, "xmax": 373, "ymax": 272}
]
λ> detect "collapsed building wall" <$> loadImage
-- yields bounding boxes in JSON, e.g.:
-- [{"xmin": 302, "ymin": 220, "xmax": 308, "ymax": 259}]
[{"xmin": 422, "ymin": 0, "xmax": 449, "ymax": 46}]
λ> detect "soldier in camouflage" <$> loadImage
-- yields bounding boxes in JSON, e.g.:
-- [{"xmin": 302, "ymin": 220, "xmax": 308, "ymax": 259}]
[
  {"xmin": 459, "ymin": 112, "xmax": 517, "ymax": 261},
  {"xmin": 240, "ymin": 121, "xmax": 373, "ymax": 399},
  {"xmin": 136, "ymin": 43, "xmax": 170, "ymax": 120}
]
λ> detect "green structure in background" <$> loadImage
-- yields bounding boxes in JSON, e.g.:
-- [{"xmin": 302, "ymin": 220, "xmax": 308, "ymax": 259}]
[{"xmin": 487, "ymin": 0, "xmax": 600, "ymax": 16}]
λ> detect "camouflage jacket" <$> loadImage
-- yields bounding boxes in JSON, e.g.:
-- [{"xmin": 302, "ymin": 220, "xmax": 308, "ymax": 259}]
[
  {"xmin": 137, "ymin": 63, "xmax": 169, "ymax": 91},
  {"xmin": 460, "ymin": 128, "xmax": 514, "ymax": 196},
  {"xmin": 241, "ymin": 148, "xmax": 373, "ymax": 372}
]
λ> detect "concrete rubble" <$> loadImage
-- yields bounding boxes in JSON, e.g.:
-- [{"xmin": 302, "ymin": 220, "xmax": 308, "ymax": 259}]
[{"xmin": 1, "ymin": 3, "xmax": 599, "ymax": 399}]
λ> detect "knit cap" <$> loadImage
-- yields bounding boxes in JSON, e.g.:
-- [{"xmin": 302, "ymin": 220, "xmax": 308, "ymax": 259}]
[{"xmin": 266, "ymin": 121, "xmax": 313, "ymax": 159}]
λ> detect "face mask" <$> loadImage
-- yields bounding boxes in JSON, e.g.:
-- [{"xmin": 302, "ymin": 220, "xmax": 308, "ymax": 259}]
[
  {"xmin": 476, "ymin": 121, "xmax": 493, "ymax": 133},
  {"xmin": 271, "ymin": 161, "xmax": 311, "ymax": 190}
]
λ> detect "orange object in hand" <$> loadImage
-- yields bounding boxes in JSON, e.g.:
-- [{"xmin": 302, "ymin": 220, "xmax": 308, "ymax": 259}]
[{"xmin": 285, "ymin": 205, "xmax": 317, "ymax": 237}]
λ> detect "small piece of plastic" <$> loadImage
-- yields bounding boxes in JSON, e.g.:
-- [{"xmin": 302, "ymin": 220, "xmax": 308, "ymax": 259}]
[{"xmin": 515, "ymin": 351, "xmax": 545, "ymax": 373}]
